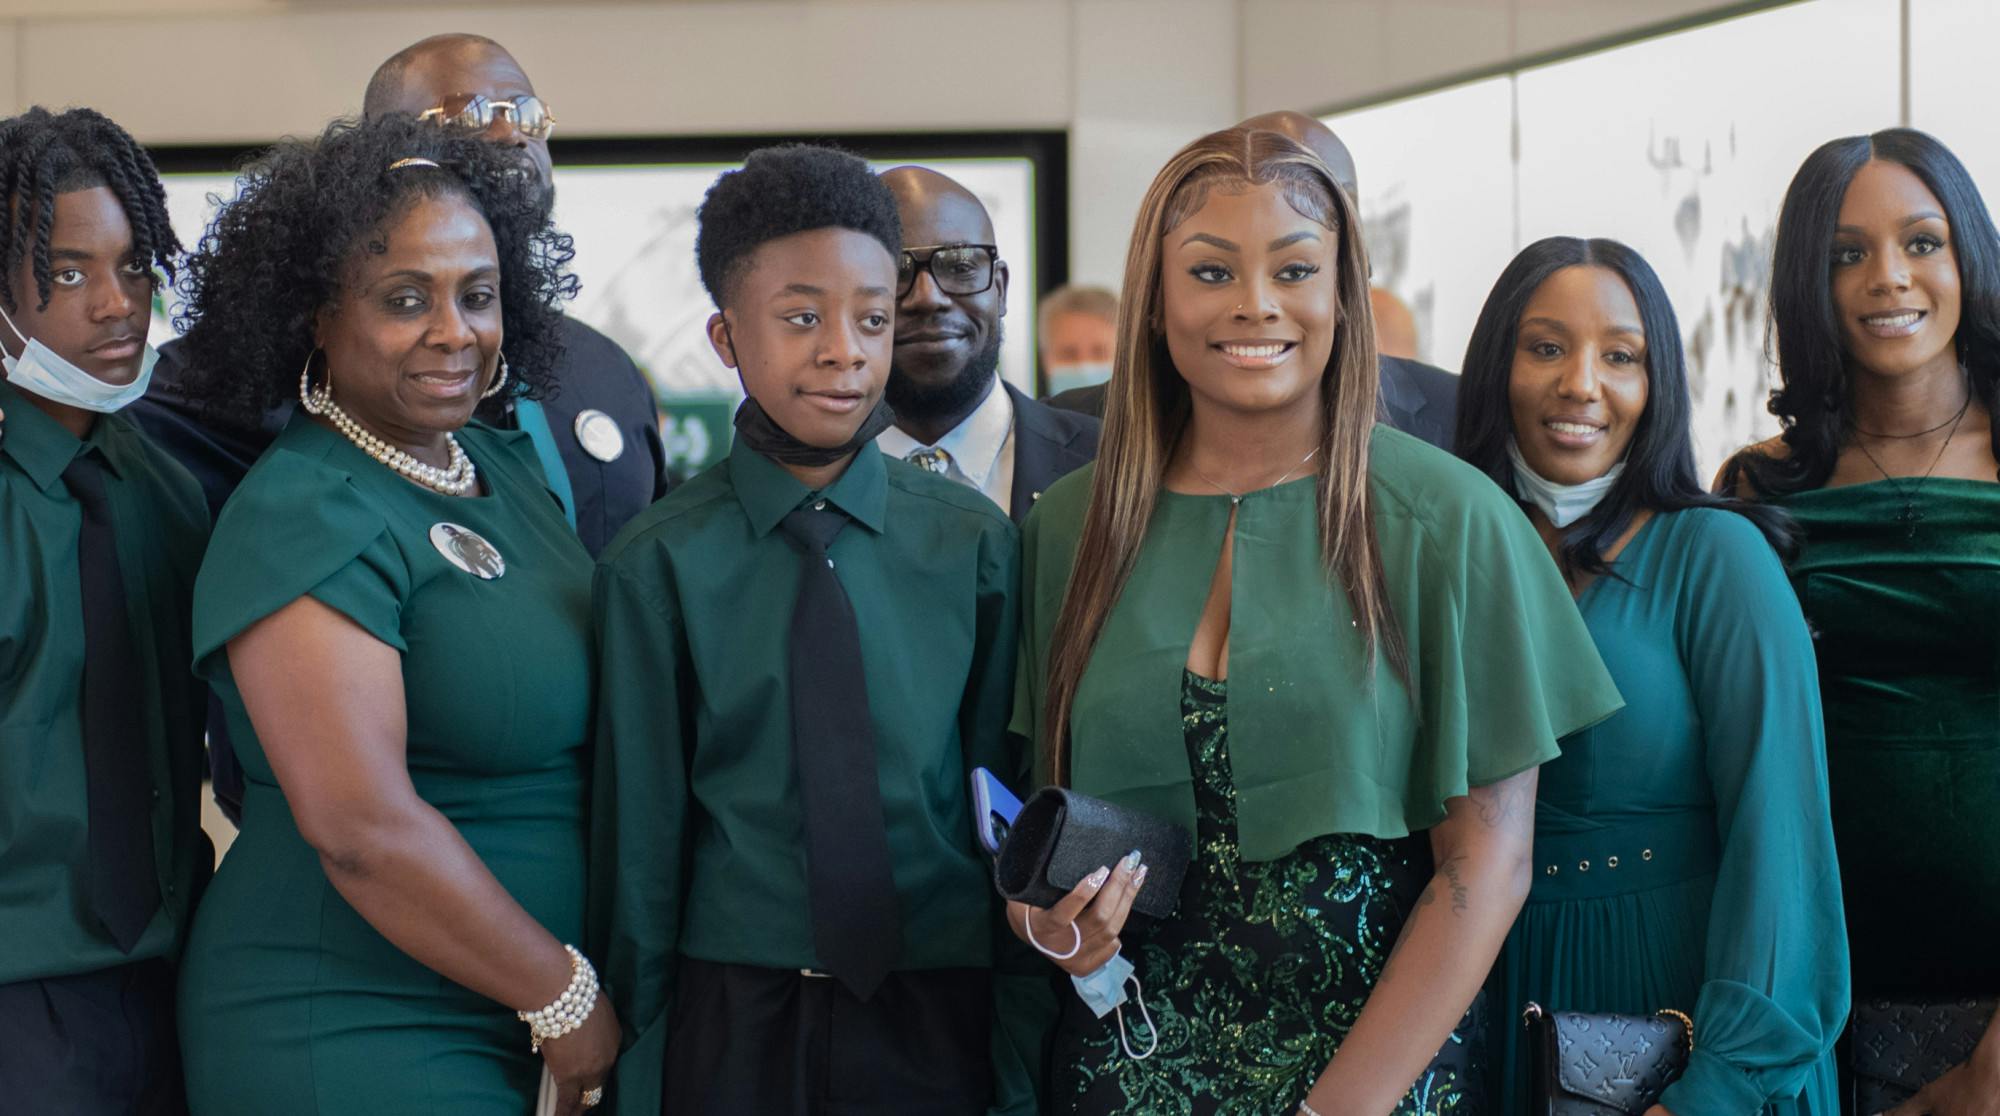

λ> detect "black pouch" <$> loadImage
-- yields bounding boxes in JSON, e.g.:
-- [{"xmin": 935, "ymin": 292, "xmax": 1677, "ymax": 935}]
[
  {"xmin": 1850, "ymin": 997, "xmax": 1997, "ymax": 1114},
  {"xmin": 992, "ymin": 787, "xmax": 1191, "ymax": 920},
  {"xmin": 1522, "ymin": 1002, "xmax": 1691, "ymax": 1116}
]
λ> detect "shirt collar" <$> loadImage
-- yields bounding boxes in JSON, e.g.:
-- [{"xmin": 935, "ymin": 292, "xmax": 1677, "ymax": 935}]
[
  {"xmin": 874, "ymin": 378, "xmax": 1014, "ymax": 487},
  {"xmin": 0, "ymin": 377, "xmax": 121, "ymax": 492},
  {"xmin": 730, "ymin": 434, "xmax": 889, "ymax": 539}
]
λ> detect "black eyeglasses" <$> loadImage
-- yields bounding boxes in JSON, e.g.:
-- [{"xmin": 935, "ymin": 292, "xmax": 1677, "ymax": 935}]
[
  {"xmin": 898, "ymin": 244, "xmax": 999, "ymax": 298},
  {"xmin": 417, "ymin": 94, "xmax": 557, "ymax": 140}
]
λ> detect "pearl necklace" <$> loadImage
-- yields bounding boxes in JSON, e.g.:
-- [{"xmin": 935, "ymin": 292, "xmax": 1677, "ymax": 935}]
[{"xmin": 324, "ymin": 398, "xmax": 478, "ymax": 496}]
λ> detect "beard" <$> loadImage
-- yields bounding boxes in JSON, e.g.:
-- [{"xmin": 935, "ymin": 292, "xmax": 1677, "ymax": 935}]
[{"xmin": 887, "ymin": 325, "xmax": 1004, "ymax": 425}]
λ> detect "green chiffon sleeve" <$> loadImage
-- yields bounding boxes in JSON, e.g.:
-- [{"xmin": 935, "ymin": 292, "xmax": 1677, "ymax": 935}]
[
  {"xmin": 1656, "ymin": 511, "xmax": 1849, "ymax": 1115},
  {"xmin": 585, "ymin": 547, "xmax": 694, "ymax": 1116},
  {"xmin": 191, "ymin": 448, "xmax": 411, "ymax": 676},
  {"xmin": 1372, "ymin": 431, "xmax": 1624, "ymax": 820}
]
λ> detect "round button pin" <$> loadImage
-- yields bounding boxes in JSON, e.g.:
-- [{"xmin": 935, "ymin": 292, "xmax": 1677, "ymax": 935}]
[
  {"xmin": 574, "ymin": 409, "xmax": 626, "ymax": 463},
  {"xmin": 429, "ymin": 522, "xmax": 507, "ymax": 580}
]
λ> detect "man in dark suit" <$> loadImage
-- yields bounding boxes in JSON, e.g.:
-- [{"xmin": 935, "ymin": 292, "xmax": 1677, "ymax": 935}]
[
  {"xmin": 134, "ymin": 32, "xmax": 668, "ymax": 555},
  {"xmin": 1045, "ymin": 110, "xmax": 1460, "ymax": 451},
  {"xmin": 130, "ymin": 33, "xmax": 668, "ymax": 821},
  {"xmin": 877, "ymin": 166, "xmax": 1097, "ymax": 523}
]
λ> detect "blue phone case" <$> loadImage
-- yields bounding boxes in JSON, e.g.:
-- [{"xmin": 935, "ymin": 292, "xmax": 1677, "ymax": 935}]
[{"xmin": 969, "ymin": 766, "xmax": 1024, "ymax": 856}]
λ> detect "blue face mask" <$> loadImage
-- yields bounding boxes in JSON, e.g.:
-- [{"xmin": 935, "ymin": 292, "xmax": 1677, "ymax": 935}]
[
  {"xmin": 1045, "ymin": 361, "xmax": 1112, "ymax": 397},
  {"xmin": 1071, "ymin": 952, "xmax": 1157, "ymax": 1060},
  {"xmin": 0, "ymin": 302, "xmax": 157, "ymax": 414}
]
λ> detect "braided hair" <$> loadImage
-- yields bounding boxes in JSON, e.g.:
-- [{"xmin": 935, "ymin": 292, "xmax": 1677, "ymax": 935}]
[{"xmin": 0, "ymin": 106, "xmax": 180, "ymax": 313}]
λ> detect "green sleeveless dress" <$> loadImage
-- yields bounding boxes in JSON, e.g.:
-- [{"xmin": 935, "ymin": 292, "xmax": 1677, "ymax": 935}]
[
  {"xmin": 1774, "ymin": 479, "xmax": 2000, "ymax": 1000},
  {"xmin": 178, "ymin": 415, "xmax": 594, "ymax": 1115}
]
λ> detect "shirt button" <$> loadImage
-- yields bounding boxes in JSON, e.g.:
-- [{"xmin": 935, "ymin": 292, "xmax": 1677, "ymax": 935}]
[
  {"xmin": 813, "ymin": 499, "xmax": 827, "ymax": 511},
  {"xmin": 151, "ymin": 788, "xmax": 162, "ymax": 802},
  {"xmin": 166, "ymin": 883, "xmax": 177, "ymax": 896}
]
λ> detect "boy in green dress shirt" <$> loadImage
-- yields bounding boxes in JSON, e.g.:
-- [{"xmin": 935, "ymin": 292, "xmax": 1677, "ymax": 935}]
[
  {"xmin": 588, "ymin": 144, "xmax": 1042, "ymax": 1115},
  {"xmin": 0, "ymin": 107, "xmax": 211, "ymax": 1115}
]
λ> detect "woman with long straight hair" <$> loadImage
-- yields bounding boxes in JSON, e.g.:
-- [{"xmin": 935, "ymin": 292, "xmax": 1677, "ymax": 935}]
[
  {"xmin": 1459, "ymin": 236, "xmax": 1847, "ymax": 1116},
  {"xmin": 1006, "ymin": 126, "xmax": 1622, "ymax": 1116},
  {"xmin": 1721, "ymin": 127, "xmax": 2000, "ymax": 1114}
]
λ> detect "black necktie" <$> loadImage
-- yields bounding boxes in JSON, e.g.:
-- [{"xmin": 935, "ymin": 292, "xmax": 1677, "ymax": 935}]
[
  {"xmin": 779, "ymin": 501, "xmax": 902, "ymax": 999},
  {"xmin": 64, "ymin": 452, "xmax": 158, "ymax": 952}
]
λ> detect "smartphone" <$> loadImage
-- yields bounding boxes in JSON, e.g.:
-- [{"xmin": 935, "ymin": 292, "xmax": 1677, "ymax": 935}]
[{"xmin": 969, "ymin": 766, "xmax": 1024, "ymax": 856}]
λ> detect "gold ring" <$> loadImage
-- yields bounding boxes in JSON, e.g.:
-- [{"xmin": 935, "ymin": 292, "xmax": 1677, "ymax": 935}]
[{"xmin": 581, "ymin": 1085, "xmax": 604, "ymax": 1107}]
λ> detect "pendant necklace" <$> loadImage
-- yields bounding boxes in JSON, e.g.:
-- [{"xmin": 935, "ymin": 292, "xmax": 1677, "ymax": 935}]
[
  {"xmin": 1852, "ymin": 390, "xmax": 1971, "ymax": 539},
  {"xmin": 1190, "ymin": 446, "xmax": 1319, "ymax": 505}
]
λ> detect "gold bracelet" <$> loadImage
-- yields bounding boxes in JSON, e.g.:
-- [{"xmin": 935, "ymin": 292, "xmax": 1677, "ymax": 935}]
[{"xmin": 1656, "ymin": 1008, "xmax": 1696, "ymax": 1052}]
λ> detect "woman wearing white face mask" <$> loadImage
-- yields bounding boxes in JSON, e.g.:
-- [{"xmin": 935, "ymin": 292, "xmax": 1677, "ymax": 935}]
[
  {"xmin": 0, "ymin": 106, "xmax": 211, "ymax": 1116},
  {"xmin": 1455, "ymin": 237, "xmax": 1848, "ymax": 1116}
]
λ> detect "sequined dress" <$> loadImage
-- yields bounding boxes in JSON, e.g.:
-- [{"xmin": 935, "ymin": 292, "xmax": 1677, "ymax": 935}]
[{"xmin": 1052, "ymin": 669, "xmax": 1484, "ymax": 1116}]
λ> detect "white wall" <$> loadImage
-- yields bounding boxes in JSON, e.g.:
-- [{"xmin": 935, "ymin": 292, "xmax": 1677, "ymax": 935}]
[{"xmin": 0, "ymin": 0, "xmax": 1772, "ymax": 283}]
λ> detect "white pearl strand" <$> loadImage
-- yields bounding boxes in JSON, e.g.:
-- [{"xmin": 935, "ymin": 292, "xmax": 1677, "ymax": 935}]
[
  {"xmin": 518, "ymin": 945, "xmax": 601, "ymax": 1052},
  {"xmin": 321, "ymin": 395, "xmax": 478, "ymax": 496}
]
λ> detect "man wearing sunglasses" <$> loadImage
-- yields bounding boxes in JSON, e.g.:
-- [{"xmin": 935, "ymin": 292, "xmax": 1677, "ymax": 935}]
[{"xmin": 877, "ymin": 166, "xmax": 1097, "ymax": 524}]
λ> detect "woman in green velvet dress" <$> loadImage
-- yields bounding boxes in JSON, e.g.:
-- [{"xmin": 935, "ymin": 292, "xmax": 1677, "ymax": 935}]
[
  {"xmin": 1459, "ymin": 237, "xmax": 1848, "ymax": 1116},
  {"xmin": 1007, "ymin": 126, "xmax": 1622, "ymax": 1116},
  {"xmin": 1723, "ymin": 128, "xmax": 2000, "ymax": 1115},
  {"xmin": 169, "ymin": 117, "xmax": 618, "ymax": 1115}
]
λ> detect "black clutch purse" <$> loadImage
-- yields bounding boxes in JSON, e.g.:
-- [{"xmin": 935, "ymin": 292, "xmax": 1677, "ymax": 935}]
[
  {"xmin": 1851, "ymin": 997, "xmax": 1997, "ymax": 1114},
  {"xmin": 1523, "ymin": 1002, "xmax": 1692, "ymax": 1116},
  {"xmin": 993, "ymin": 787, "xmax": 1191, "ymax": 920}
]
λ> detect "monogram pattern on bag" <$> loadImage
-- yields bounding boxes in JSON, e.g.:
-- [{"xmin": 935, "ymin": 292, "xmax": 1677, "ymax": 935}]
[
  {"xmin": 1538, "ymin": 1010, "xmax": 1689, "ymax": 1116},
  {"xmin": 1852, "ymin": 998, "xmax": 1998, "ymax": 1114}
]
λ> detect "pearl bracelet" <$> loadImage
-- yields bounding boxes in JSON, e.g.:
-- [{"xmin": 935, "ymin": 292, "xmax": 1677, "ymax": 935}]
[
  {"xmin": 1298, "ymin": 1101, "xmax": 1326, "ymax": 1116},
  {"xmin": 518, "ymin": 945, "xmax": 600, "ymax": 1052}
]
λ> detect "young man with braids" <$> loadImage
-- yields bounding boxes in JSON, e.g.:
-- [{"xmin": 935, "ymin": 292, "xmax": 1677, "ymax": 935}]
[{"xmin": 0, "ymin": 106, "xmax": 212, "ymax": 1115}]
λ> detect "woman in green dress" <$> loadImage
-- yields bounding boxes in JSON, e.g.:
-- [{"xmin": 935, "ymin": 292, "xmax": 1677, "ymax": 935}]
[
  {"xmin": 1007, "ymin": 126, "xmax": 1623, "ymax": 1116},
  {"xmin": 169, "ymin": 116, "xmax": 619, "ymax": 1115},
  {"xmin": 1458, "ymin": 236, "xmax": 1848, "ymax": 1116},
  {"xmin": 1722, "ymin": 129, "xmax": 2000, "ymax": 1116}
]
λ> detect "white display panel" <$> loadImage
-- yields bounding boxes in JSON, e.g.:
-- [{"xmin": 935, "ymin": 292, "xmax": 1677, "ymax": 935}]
[
  {"xmin": 1327, "ymin": 0, "xmax": 1922, "ymax": 477},
  {"xmin": 1515, "ymin": 0, "xmax": 1899, "ymax": 473},
  {"xmin": 1324, "ymin": 76, "xmax": 1517, "ymax": 374},
  {"xmin": 1910, "ymin": 0, "xmax": 2000, "ymax": 199}
]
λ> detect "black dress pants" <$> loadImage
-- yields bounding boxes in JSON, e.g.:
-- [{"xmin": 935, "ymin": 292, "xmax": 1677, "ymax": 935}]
[
  {"xmin": 0, "ymin": 959, "xmax": 186, "ymax": 1115},
  {"xmin": 663, "ymin": 958, "xmax": 992, "ymax": 1116}
]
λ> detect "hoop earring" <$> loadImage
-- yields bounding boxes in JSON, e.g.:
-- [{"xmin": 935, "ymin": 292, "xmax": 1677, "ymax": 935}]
[
  {"xmin": 481, "ymin": 352, "xmax": 510, "ymax": 401},
  {"xmin": 298, "ymin": 348, "xmax": 332, "ymax": 416}
]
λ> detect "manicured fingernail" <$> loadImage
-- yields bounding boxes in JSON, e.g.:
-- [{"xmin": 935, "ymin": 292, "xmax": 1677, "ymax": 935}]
[
  {"xmin": 1134, "ymin": 865, "xmax": 1149, "ymax": 888},
  {"xmin": 1087, "ymin": 866, "xmax": 1110, "ymax": 888},
  {"xmin": 1123, "ymin": 849, "xmax": 1143, "ymax": 871}
]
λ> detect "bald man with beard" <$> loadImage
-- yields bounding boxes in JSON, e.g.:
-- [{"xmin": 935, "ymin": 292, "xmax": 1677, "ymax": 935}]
[
  {"xmin": 878, "ymin": 166, "xmax": 1099, "ymax": 524},
  {"xmin": 1047, "ymin": 110, "xmax": 1460, "ymax": 450}
]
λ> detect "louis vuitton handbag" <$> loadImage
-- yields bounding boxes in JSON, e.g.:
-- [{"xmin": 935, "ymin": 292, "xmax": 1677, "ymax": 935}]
[
  {"xmin": 1522, "ymin": 1002, "xmax": 1692, "ymax": 1116},
  {"xmin": 1850, "ymin": 997, "xmax": 1997, "ymax": 1114}
]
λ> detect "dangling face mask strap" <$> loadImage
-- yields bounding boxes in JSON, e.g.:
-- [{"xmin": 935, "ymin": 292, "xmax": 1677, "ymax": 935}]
[
  {"xmin": 0, "ymin": 299, "xmax": 32, "ymax": 355},
  {"xmin": 1114, "ymin": 974, "xmax": 1158, "ymax": 1061},
  {"xmin": 1068, "ymin": 949, "xmax": 1158, "ymax": 1061}
]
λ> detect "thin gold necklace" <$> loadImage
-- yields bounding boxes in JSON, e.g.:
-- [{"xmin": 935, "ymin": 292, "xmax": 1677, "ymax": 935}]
[{"xmin": 1189, "ymin": 446, "xmax": 1319, "ymax": 506}]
